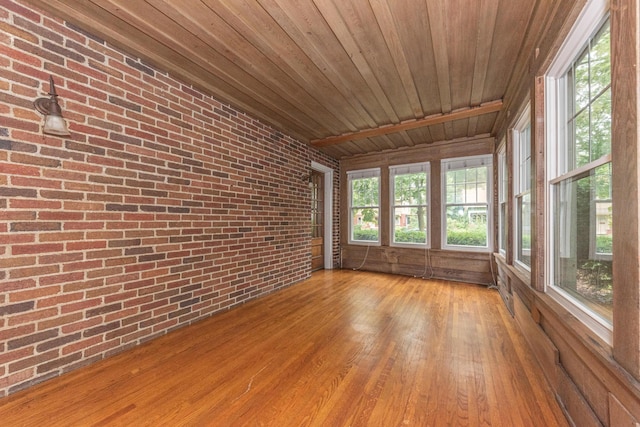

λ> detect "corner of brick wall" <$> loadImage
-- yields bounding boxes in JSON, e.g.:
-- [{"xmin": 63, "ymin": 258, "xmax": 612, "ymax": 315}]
[{"xmin": 0, "ymin": 0, "xmax": 339, "ymax": 397}]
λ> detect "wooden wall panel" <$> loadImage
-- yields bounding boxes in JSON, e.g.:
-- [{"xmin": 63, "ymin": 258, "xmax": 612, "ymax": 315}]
[
  {"xmin": 611, "ymin": 0, "xmax": 640, "ymax": 380},
  {"xmin": 341, "ymin": 246, "xmax": 493, "ymax": 285},
  {"xmin": 513, "ymin": 293, "xmax": 560, "ymax": 389},
  {"xmin": 557, "ymin": 366, "xmax": 603, "ymax": 427},
  {"xmin": 609, "ymin": 394, "xmax": 640, "ymax": 427}
]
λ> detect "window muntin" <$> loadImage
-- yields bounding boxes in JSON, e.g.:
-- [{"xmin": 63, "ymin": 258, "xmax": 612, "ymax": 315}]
[
  {"xmin": 514, "ymin": 107, "xmax": 532, "ymax": 269},
  {"xmin": 443, "ymin": 155, "xmax": 492, "ymax": 251},
  {"xmin": 498, "ymin": 146, "xmax": 507, "ymax": 254},
  {"xmin": 547, "ymin": 15, "xmax": 612, "ymax": 325},
  {"xmin": 390, "ymin": 163, "xmax": 430, "ymax": 246},
  {"xmin": 348, "ymin": 169, "xmax": 380, "ymax": 244}
]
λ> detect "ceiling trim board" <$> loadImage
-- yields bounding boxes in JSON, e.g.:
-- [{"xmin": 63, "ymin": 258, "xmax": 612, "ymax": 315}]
[{"xmin": 311, "ymin": 100, "xmax": 503, "ymax": 148}]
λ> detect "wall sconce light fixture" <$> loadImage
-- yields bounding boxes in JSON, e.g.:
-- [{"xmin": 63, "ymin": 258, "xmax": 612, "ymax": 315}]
[
  {"xmin": 34, "ymin": 75, "xmax": 70, "ymax": 137},
  {"xmin": 301, "ymin": 171, "xmax": 314, "ymax": 187}
]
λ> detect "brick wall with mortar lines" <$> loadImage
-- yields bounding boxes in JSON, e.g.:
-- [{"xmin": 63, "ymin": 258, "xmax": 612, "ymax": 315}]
[{"xmin": 0, "ymin": 0, "xmax": 340, "ymax": 397}]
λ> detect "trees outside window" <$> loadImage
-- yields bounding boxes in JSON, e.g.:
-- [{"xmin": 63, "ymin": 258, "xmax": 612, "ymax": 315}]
[
  {"xmin": 348, "ymin": 169, "xmax": 380, "ymax": 243},
  {"xmin": 443, "ymin": 155, "xmax": 492, "ymax": 251},
  {"xmin": 390, "ymin": 163, "xmax": 430, "ymax": 246}
]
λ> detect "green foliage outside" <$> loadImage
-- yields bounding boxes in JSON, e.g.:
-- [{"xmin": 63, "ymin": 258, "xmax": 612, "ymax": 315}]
[
  {"xmin": 394, "ymin": 229, "xmax": 426, "ymax": 244},
  {"xmin": 596, "ymin": 235, "xmax": 612, "ymax": 253},
  {"xmin": 445, "ymin": 206, "xmax": 488, "ymax": 247},
  {"xmin": 577, "ymin": 259, "xmax": 613, "ymax": 308},
  {"xmin": 352, "ymin": 226, "xmax": 378, "ymax": 241},
  {"xmin": 447, "ymin": 226, "xmax": 487, "ymax": 246},
  {"xmin": 351, "ymin": 177, "xmax": 379, "ymax": 208}
]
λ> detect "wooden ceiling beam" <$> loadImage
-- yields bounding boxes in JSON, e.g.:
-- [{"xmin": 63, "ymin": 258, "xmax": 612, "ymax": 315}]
[{"xmin": 311, "ymin": 99, "xmax": 503, "ymax": 148}]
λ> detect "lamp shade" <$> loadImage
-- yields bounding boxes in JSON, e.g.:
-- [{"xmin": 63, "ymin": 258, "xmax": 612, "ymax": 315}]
[{"xmin": 42, "ymin": 113, "xmax": 70, "ymax": 136}]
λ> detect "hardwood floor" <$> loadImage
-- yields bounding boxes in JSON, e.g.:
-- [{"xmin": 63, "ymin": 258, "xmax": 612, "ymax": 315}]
[{"xmin": 0, "ymin": 270, "xmax": 568, "ymax": 426}]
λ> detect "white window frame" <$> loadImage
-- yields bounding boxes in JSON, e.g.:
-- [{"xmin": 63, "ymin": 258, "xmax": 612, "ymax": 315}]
[
  {"xmin": 442, "ymin": 155, "xmax": 493, "ymax": 252},
  {"xmin": 545, "ymin": 0, "xmax": 612, "ymax": 343},
  {"xmin": 497, "ymin": 143, "xmax": 507, "ymax": 255},
  {"xmin": 389, "ymin": 162, "xmax": 430, "ymax": 248},
  {"xmin": 347, "ymin": 168, "xmax": 381, "ymax": 246},
  {"xmin": 513, "ymin": 104, "xmax": 532, "ymax": 271}
]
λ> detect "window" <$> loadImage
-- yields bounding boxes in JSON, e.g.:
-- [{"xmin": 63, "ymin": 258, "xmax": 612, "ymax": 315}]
[
  {"xmin": 514, "ymin": 106, "xmax": 532, "ymax": 269},
  {"xmin": 442, "ymin": 155, "xmax": 492, "ymax": 251},
  {"xmin": 390, "ymin": 163, "xmax": 430, "ymax": 246},
  {"xmin": 348, "ymin": 168, "xmax": 380, "ymax": 244},
  {"xmin": 497, "ymin": 144, "xmax": 507, "ymax": 255},
  {"xmin": 546, "ymin": 5, "xmax": 611, "ymax": 328}
]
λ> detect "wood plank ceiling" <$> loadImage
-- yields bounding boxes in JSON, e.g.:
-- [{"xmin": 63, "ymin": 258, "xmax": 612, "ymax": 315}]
[{"xmin": 24, "ymin": 0, "xmax": 546, "ymax": 159}]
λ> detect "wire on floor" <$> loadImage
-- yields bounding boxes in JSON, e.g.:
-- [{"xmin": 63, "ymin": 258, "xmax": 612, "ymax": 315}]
[
  {"xmin": 353, "ymin": 244, "xmax": 371, "ymax": 271},
  {"xmin": 416, "ymin": 247, "xmax": 434, "ymax": 280}
]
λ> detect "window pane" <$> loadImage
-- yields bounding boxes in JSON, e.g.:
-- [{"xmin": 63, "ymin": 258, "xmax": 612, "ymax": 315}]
[
  {"xmin": 351, "ymin": 208, "xmax": 379, "ymax": 241},
  {"xmin": 466, "ymin": 183, "xmax": 477, "ymax": 203},
  {"xmin": 553, "ymin": 167, "xmax": 612, "ymax": 323},
  {"xmin": 466, "ymin": 167, "xmax": 477, "ymax": 183},
  {"xmin": 574, "ymin": 48, "xmax": 590, "ymax": 112},
  {"xmin": 394, "ymin": 172, "xmax": 427, "ymax": 205},
  {"xmin": 517, "ymin": 192, "xmax": 532, "ymax": 267},
  {"xmin": 445, "ymin": 165, "xmax": 488, "ymax": 205},
  {"xmin": 394, "ymin": 206, "xmax": 427, "ymax": 244},
  {"xmin": 574, "ymin": 109, "xmax": 590, "ymax": 168},
  {"xmin": 351, "ymin": 177, "xmax": 379, "ymax": 207},
  {"xmin": 591, "ymin": 88, "xmax": 611, "ymax": 159},
  {"xmin": 590, "ymin": 21, "xmax": 611, "ymax": 98},
  {"xmin": 518, "ymin": 124, "xmax": 531, "ymax": 194},
  {"xmin": 594, "ymin": 163, "xmax": 612, "ymax": 255},
  {"xmin": 443, "ymin": 159, "xmax": 491, "ymax": 250},
  {"xmin": 500, "ymin": 202, "xmax": 507, "ymax": 251},
  {"xmin": 392, "ymin": 168, "xmax": 429, "ymax": 246},
  {"xmin": 477, "ymin": 182, "xmax": 487, "ymax": 203},
  {"xmin": 566, "ymin": 18, "xmax": 611, "ymax": 170},
  {"xmin": 595, "ymin": 163, "xmax": 612, "ymax": 200},
  {"xmin": 477, "ymin": 166, "xmax": 487, "ymax": 182},
  {"xmin": 445, "ymin": 205, "xmax": 488, "ymax": 247},
  {"xmin": 446, "ymin": 183, "xmax": 456, "ymax": 204}
]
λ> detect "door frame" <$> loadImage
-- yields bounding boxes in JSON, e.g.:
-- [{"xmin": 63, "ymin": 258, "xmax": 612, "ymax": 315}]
[{"xmin": 311, "ymin": 161, "xmax": 333, "ymax": 270}]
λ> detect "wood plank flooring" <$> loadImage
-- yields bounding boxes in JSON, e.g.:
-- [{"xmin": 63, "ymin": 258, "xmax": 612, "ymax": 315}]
[{"xmin": 0, "ymin": 270, "xmax": 568, "ymax": 426}]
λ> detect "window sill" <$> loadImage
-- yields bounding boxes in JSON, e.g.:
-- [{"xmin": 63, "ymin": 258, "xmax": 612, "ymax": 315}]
[
  {"xmin": 513, "ymin": 261, "xmax": 531, "ymax": 284},
  {"xmin": 348, "ymin": 240, "xmax": 381, "ymax": 246},
  {"xmin": 546, "ymin": 286, "xmax": 612, "ymax": 345},
  {"xmin": 496, "ymin": 257, "xmax": 531, "ymax": 288},
  {"xmin": 536, "ymin": 289, "xmax": 613, "ymax": 356},
  {"xmin": 442, "ymin": 245, "xmax": 491, "ymax": 253},
  {"xmin": 390, "ymin": 243, "xmax": 430, "ymax": 249}
]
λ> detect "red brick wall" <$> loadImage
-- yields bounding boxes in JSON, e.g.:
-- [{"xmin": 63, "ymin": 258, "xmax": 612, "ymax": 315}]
[{"xmin": 0, "ymin": 0, "xmax": 339, "ymax": 397}]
